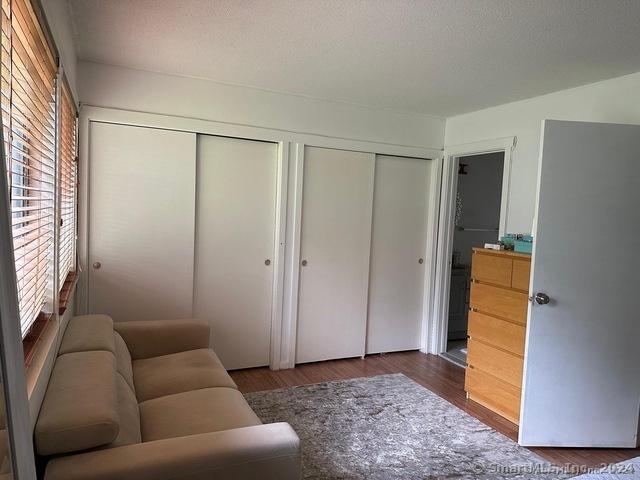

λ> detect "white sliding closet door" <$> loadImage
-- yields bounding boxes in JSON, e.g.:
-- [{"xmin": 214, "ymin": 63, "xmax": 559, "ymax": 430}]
[
  {"xmin": 194, "ymin": 135, "xmax": 277, "ymax": 370},
  {"xmin": 366, "ymin": 155, "xmax": 430, "ymax": 354},
  {"xmin": 89, "ymin": 122, "xmax": 196, "ymax": 322},
  {"xmin": 296, "ymin": 146, "xmax": 375, "ymax": 364}
]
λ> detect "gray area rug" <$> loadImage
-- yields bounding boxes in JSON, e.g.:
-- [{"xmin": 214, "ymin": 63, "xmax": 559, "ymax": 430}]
[{"xmin": 245, "ymin": 373, "xmax": 569, "ymax": 479}]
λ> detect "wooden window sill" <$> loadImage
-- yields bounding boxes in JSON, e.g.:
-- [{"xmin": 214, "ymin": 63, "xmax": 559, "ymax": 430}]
[
  {"xmin": 59, "ymin": 271, "xmax": 79, "ymax": 315},
  {"xmin": 22, "ymin": 272, "xmax": 78, "ymax": 367},
  {"xmin": 23, "ymin": 312, "xmax": 55, "ymax": 367}
]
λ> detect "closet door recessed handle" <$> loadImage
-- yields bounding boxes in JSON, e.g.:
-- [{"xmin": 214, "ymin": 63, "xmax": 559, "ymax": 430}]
[
  {"xmin": 301, "ymin": 259, "xmax": 308, "ymax": 266},
  {"xmin": 418, "ymin": 258, "xmax": 424, "ymax": 264}
]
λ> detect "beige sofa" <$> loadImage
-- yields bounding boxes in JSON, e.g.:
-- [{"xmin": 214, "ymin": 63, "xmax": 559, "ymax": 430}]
[{"xmin": 35, "ymin": 315, "xmax": 301, "ymax": 480}]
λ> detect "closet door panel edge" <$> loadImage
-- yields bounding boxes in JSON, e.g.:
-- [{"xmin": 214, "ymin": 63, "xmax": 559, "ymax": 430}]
[
  {"xmin": 366, "ymin": 155, "xmax": 430, "ymax": 354},
  {"xmin": 193, "ymin": 135, "xmax": 278, "ymax": 370},
  {"xmin": 295, "ymin": 147, "xmax": 374, "ymax": 364}
]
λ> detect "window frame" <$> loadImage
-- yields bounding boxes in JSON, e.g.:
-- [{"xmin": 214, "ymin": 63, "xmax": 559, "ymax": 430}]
[
  {"xmin": 56, "ymin": 74, "xmax": 78, "ymax": 298},
  {"xmin": 1, "ymin": 0, "xmax": 78, "ymax": 364}
]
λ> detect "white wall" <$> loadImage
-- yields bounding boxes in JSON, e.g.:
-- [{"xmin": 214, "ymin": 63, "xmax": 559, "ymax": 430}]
[
  {"xmin": 78, "ymin": 61, "xmax": 445, "ymax": 149},
  {"xmin": 41, "ymin": 0, "xmax": 78, "ymax": 100},
  {"xmin": 445, "ymin": 71, "xmax": 640, "ymax": 233}
]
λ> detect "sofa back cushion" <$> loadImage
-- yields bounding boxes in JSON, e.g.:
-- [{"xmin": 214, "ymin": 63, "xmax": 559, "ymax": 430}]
[
  {"xmin": 106, "ymin": 375, "xmax": 141, "ymax": 448},
  {"xmin": 114, "ymin": 319, "xmax": 210, "ymax": 360},
  {"xmin": 108, "ymin": 333, "xmax": 141, "ymax": 448},
  {"xmin": 113, "ymin": 331, "xmax": 135, "ymax": 392},
  {"xmin": 0, "ymin": 429, "xmax": 9, "ymax": 475},
  {"xmin": 59, "ymin": 314, "xmax": 115, "ymax": 356},
  {"xmin": 35, "ymin": 351, "xmax": 119, "ymax": 456}
]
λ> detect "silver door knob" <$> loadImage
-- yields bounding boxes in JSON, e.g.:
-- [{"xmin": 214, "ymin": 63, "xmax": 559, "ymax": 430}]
[
  {"xmin": 264, "ymin": 259, "xmax": 271, "ymax": 266},
  {"xmin": 301, "ymin": 259, "xmax": 308, "ymax": 266},
  {"xmin": 534, "ymin": 292, "xmax": 550, "ymax": 305},
  {"xmin": 93, "ymin": 262, "xmax": 101, "ymax": 269}
]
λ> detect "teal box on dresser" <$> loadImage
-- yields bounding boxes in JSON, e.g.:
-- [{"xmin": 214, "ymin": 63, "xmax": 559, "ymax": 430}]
[{"xmin": 514, "ymin": 236, "xmax": 533, "ymax": 254}]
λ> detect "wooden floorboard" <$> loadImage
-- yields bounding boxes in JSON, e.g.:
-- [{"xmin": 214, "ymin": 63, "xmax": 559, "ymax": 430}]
[{"xmin": 230, "ymin": 351, "xmax": 639, "ymax": 469}]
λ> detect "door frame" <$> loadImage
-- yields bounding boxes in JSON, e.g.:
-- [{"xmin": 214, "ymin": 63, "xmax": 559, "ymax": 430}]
[
  {"xmin": 428, "ymin": 136, "xmax": 516, "ymax": 354},
  {"xmin": 79, "ymin": 106, "xmax": 441, "ymax": 370}
]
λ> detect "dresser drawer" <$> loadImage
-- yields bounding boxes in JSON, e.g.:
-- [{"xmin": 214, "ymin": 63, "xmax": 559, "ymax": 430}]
[
  {"xmin": 468, "ymin": 311, "xmax": 526, "ymax": 356},
  {"xmin": 470, "ymin": 282, "xmax": 528, "ymax": 325},
  {"xmin": 466, "ymin": 338, "xmax": 523, "ymax": 387},
  {"xmin": 465, "ymin": 366, "xmax": 521, "ymax": 424},
  {"xmin": 471, "ymin": 252, "xmax": 512, "ymax": 287},
  {"xmin": 511, "ymin": 259, "xmax": 531, "ymax": 292}
]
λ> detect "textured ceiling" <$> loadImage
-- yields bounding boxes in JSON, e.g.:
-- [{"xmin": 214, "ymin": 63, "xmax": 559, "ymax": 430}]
[{"xmin": 69, "ymin": 0, "xmax": 640, "ymax": 117}]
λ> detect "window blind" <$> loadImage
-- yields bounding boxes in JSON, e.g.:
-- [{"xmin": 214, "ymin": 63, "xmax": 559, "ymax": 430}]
[
  {"xmin": 1, "ymin": 0, "xmax": 57, "ymax": 337},
  {"xmin": 57, "ymin": 80, "xmax": 76, "ymax": 287}
]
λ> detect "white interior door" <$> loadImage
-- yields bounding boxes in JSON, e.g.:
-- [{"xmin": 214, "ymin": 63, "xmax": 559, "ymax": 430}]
[
  {"xmin": 89, "ymin": 122, "xmax": 196, "ymax": 322},
  {"xmin": 520, "ymin": 120, "xmax": 640, "ymax": 447},
  {"xmin": 193, "ymin": 135, "xmax": 277, "ymax": 370},
  {"xmin": 296, "ymin": 147, "xmax": 374, "ymax": 364},
  {"xmin": 366, "ymin": 155, "xmax": 430, "ymax": 354}
]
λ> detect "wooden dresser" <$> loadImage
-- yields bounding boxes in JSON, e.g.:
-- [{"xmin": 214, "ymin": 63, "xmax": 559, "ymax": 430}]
[{"xmin": 464, "ymin": 247, "xmax": 531, "ymax": 424}]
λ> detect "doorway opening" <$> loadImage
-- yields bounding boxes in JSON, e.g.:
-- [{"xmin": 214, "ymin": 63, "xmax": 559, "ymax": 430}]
[{"xmin": 440, "ymin": 152, "xmax": 505, "ymax": 367}]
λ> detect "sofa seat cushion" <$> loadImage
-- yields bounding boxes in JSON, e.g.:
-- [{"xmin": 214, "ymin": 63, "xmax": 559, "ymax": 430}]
[
  {"xmin": 139, "ymin": 387, "xmax": 261, "ymax": 442},
  {"xmin": 132, "ymin": 349, "xmax": 237, "ymax": 402}
]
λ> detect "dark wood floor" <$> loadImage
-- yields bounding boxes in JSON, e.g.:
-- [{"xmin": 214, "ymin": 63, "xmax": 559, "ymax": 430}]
[{"xmin": 230, "ymin": 351, "xmax": 639, "ymax": 469}]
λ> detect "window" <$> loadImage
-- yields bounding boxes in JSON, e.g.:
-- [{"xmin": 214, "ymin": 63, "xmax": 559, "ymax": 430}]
[
  {"xmin": 1, "ymin": 0, "xmax": 58, "ymax": 337},
  {"xmin": 57, "ymin": 81, "xmax": 77, "ymax": 288}
]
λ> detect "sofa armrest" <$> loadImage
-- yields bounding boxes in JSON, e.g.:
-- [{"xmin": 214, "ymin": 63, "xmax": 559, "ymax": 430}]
[
  {"xmin": 45, "ymin": 423, "xmax": 301, "ymax": 480},
  {"xmin": 114, "ymin": 319, "xmax": 210, "ymax": 359}
]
